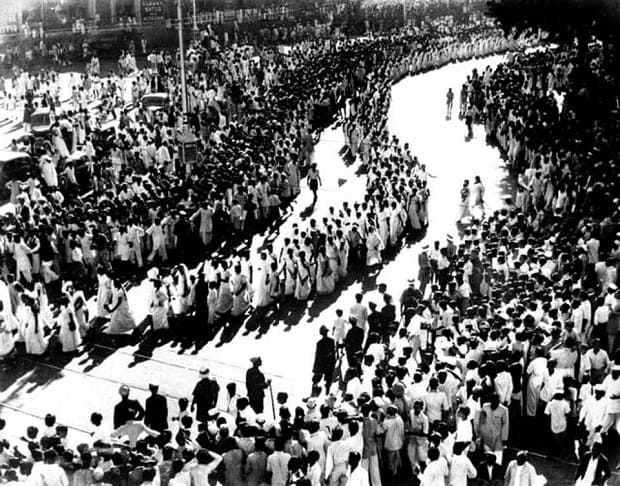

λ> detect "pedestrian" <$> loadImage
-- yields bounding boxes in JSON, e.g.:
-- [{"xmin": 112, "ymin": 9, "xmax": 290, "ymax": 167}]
[
  {"xmin": 544, "ymin": 387, "xmax": 570, "ymax": 457},
  {"xmin": 307, "ymin": 163, "xmax": 322, "ymax": 208},
  {"xmin": 113, "ymin": 385, "xmax": 145, "ymax": 429},
  {"xmin": 191, "ymin": 367, "xmax": 220, "ymax": 423},
  {"xmin": 504, "ymin": 451, "xmax": 539, "ymax": 486},
  {"xmin": 575, "ymin": 442, "xmax": 610, "ymax": 486},
  {"xmin": 446, "ymin": 88, "xmax": 454, "ymax": 120},
  {"xmin": 312, "ymin": 325, "xmax": 336, "ymax": 396},
  {"xmin": 145, "ymin": 383, "xmax": 168, "ymax": 432},
  {"xmin": 246, "ymin": 356, "xmax": 270, "ymax": 414}
]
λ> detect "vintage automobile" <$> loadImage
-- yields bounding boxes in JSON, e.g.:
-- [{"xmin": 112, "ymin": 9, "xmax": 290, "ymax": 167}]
[
  {"xmin": 141, "ymin": 92, "xmax": 170, "ymax": 112},
  {"xmin": 0, "ymin": 150, "xmax": 34, "ymax": 202},
  {"xmin": 30, "ymin": 107, "xmax": 55, "ymax": 137}
]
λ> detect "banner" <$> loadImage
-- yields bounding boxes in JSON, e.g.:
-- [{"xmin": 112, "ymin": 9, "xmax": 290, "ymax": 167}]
[{"xmin": 142, "ymin": 0, "xmax": 165, "ymax": 22}]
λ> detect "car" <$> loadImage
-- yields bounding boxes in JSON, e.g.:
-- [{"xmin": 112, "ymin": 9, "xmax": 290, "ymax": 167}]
[
  {"xmin": 58, "ymin": 150, "xmax": 92, "ymax": 195},
  {"xmin": 30, "ymin": 107, "xmax": 55, "ymax": 137},
  {"xmin": 90, "ymin": 120, "xmax": 118, "ymax": 158},
  {"xmin": 0, "ymin": 150, "xmax": 35, "ymax": 202},
  {"xmin": 141, "ymin": 93, "xmax": 170, "ymax": 112}
]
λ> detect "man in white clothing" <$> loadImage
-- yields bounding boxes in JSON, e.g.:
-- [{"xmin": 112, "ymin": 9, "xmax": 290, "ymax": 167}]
[
  {"xmin": 346, "ymin": 452, "xmax": 369, "ymax": 486},
  {"xmin": 39, "ymin": 449, "xmax": 69, "ymax": 486},
  {"xmin": 579, "ymin": 384, "xmax": 608, "ymax": 446}
]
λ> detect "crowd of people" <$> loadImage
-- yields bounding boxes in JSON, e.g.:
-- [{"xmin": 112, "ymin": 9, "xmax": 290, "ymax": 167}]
[
  {"xmin": 3, "ymin": 5, "xmax": 619, "ymax": 486},
  {"xmin": 0, "ymin": 13, "xmax": 518, "ymax": 361}
]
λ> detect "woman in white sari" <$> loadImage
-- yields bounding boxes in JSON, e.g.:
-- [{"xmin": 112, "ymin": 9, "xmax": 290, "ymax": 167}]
[
  {"xmin": 57, "ymin": 294, "xmax": 82, "ymax": 353},
  {"xmin": 459, "ymin": 179, "xmax": 471, "ymax": 221},
  {"xmin": 294, "ymin": 252, "xmax": 311, "ymax": 301},
  {"xmin": 389, "ymin": 201, "xmax": 406, "ymax": 247},
  {"xmin": 171, "ymin": 264, "xmax": 192, "ymax": 315},
  {"xmin": 366, "ymin": 225, "xmax": 384, "ymax": 266},
  {"xmin": 0, "ymin": 302, "xmax": 16, "ymax": 359},
  {"xmin": 283, "ymin": 249, "xmax": 297, "ymax": 297},
  {"xmin": 231, "ymin": 265, "xmax": 250, "ymax": 317},
  {"xmin": 326, "ymin": 237, "xmax": 340, "ymax": 284},
  {"xmin": 23, "ymin": 295, "xmax": 49, "ymax": 355},
  {"xmin": 315, "ymin": 246, "xmax": 335, "ymax": 295},
  {"xmin": 52, "ymin": 123, "xmax": 69, "ymax": 158},
  {"xmin": 104, "ymin": 280, "xmax": 136, "ymax": 335},
  {"xmin": 96, "ymin": 268, "xmax": 112, "ymax": 319},
  {"xmin": 151, "ymin": 279, "xmax": 170, "ymax": 331},
  {"xmin": 254, "ymin": 253, "xmax": 272, "ymax": 308}
]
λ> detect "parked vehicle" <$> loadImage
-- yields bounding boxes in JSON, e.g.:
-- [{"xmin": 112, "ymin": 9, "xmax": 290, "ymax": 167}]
[
  {"xmin": 0, "ymin": 150, "xmax": 34, "ymax": 202},
  {"xmin": 30, "ymin": 107, "xmax": 55, "ymax": 137}
]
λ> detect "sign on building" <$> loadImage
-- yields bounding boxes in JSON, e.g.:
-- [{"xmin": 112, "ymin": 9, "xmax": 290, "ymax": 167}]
[{"xmin": 142, "ymin": 0, "xmax": 165, "ymax": 22}]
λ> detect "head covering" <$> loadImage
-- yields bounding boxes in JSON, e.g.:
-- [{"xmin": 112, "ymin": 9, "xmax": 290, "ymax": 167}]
[
  {"xmin": 199, "ymin": 366, "xmax": 210, "ymax": 376},
  {"xmin": 119, "ymin": 385, "xmax": 130, "ymax": 396}
]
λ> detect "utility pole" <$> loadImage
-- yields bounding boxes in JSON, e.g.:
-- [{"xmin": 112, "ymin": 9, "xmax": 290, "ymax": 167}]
[
  {"xmin": 177, "ymin": 0, "xmax": 188, "ymax": 166},
  {"xmin": 192, "ymin": 0, "xmax": 198, "ymax": 39}
]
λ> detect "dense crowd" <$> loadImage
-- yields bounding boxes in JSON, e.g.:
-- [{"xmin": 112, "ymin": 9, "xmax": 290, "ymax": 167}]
[
  {"xmin": 0, "ymin": 14, "xmax": 517, "ymax": 358},
  {"xmin": 7, "ymin": 7, "xmax": 619, "ymax": 486}
]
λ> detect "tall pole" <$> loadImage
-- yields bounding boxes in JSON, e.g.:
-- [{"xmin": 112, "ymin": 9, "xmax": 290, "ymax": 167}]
[
  {"xmin": 192, "ymin": 0, "xmax": 198, "ymax": 38},
  {"xmin": 178, "ymin": 0, "xmax": 188, "ymax": 165}
]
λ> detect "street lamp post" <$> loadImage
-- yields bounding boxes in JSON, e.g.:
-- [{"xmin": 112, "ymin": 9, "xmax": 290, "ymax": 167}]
[
  {"xmin": 192, "ymin": 0, "xmax": 198, "ymax": 38},
  {"xmin": 177, "ymin": 0, "xmax": 189, "ymax": 166}
]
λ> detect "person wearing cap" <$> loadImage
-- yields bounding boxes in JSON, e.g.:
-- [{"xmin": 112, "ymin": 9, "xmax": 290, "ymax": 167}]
[
  {"xmin": 476, "ymin": 393, "xmax": 508, "ymax": 466},
  {"xmin": 344, "ymin": 316, "xmax": 364, "ymax": 368},
  {"xmin": 575, "ymin": 441, "xmax": 610, "ymax": 486},
  {"xmin": 601, "ymin": 364, "xmax": 620, "ymax": 434},
  {"xmin": 192, "ymin": 368, "xmax": 220, "ymax": 423},
  {"xmin": 418, "ymin": 246, "xmax": 432, "ymax": 296},
  {"xmin": 504, "ymin": 451, "xmax": 538, "ymax": 486},
  {"xmin": 144, "ymin": 383, "xmax": 168, "ymax": 433},
  {"xmin": 583, "ymin": 339, "xmax": 610, "ymax": 385},
  {"xmin": 383, "ymin": 405, "xmax": 405, "ymax": 477},
  {"xmin": 579, "ymin": 384, "xmax": 608, "ymax": 447},
  {"xmin": 312, "ymin": 325, "xmax": 336, "ymax": 397},
  {"xmin": 113, "ymin": 385, "xmax": 145, "ymax": 429},
  {"xmin": 246, "ymin": 357, "xmax": 270, "ymax": 414},
  {"xmin": 544, "ymin": 387, "xmax": 570, "ymax": 457}
]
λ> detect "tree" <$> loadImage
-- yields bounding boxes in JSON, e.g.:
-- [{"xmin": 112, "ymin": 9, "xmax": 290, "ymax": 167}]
[{"xmin": 487, "ymin": 0, "xmax": 620, "ymax": 77}]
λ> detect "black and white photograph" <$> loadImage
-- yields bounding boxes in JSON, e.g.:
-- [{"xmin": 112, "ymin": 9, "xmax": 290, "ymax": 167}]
[{"xmin": 0, "ymin": 0, "xmax": 618, "ymax": 484}]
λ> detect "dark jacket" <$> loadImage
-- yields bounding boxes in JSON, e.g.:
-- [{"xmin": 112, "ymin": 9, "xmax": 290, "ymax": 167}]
[
  {"xmin": 313, "ymin": 336, "xmax": 336, "ymax": 374},
  {"xmin": 576, "ymin": 452, "xmax": 610, "ymax": 486},
  {"xmin": 476, "ymin": 462, "xmax": 503, "ymax": 485},
  {"xmin": 246, "ymin": 367, "xmax": 267, "ymax": 399},
  {"xmin": 145, "ymin": 393, "xmax": 168, "ymax": 432},
  {"xmin": 113, "ymin": 398, "xmax": 145, "ymax": 429},
  {"xmin": 192, "ymin": 377, "xmax": 220, "ymax": 422},
  {"xmin": 344, "ymin": 326, "xmax": 364, "ymax": 355}
]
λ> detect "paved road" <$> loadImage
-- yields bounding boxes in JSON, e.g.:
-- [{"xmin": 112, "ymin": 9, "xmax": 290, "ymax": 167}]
[{"xmin": 0, "ymin": 55, "xmax": 513, "ymax": 445}]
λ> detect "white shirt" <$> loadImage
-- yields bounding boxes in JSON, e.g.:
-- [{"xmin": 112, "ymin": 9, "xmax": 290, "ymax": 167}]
[
  {"xmin": 38, "ymin": 464, "xmax": 69, "ymax": 486},
  {"xmin": 421, "ymin": 458, "xmax": 449, "ymax": 486},
  {"xmin": 345, "ymin": 466, "xmax": 369, "ymax": 486},
  {"xmin": 449, "ymin": 454, "xmax": 477, "ymax": 486}
]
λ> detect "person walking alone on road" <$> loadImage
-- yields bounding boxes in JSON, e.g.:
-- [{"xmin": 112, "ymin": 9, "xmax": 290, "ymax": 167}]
[
  {"xmin": 307, "ymin": 163, "xmax": 322, "ymax": 209},
  {"xmin": 446, "ymin": 88, "xmax": 454, "ymax": 120},
  {"xmin": 246, "ymin": 356, "xmax": 271, "ymax": 414}
]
